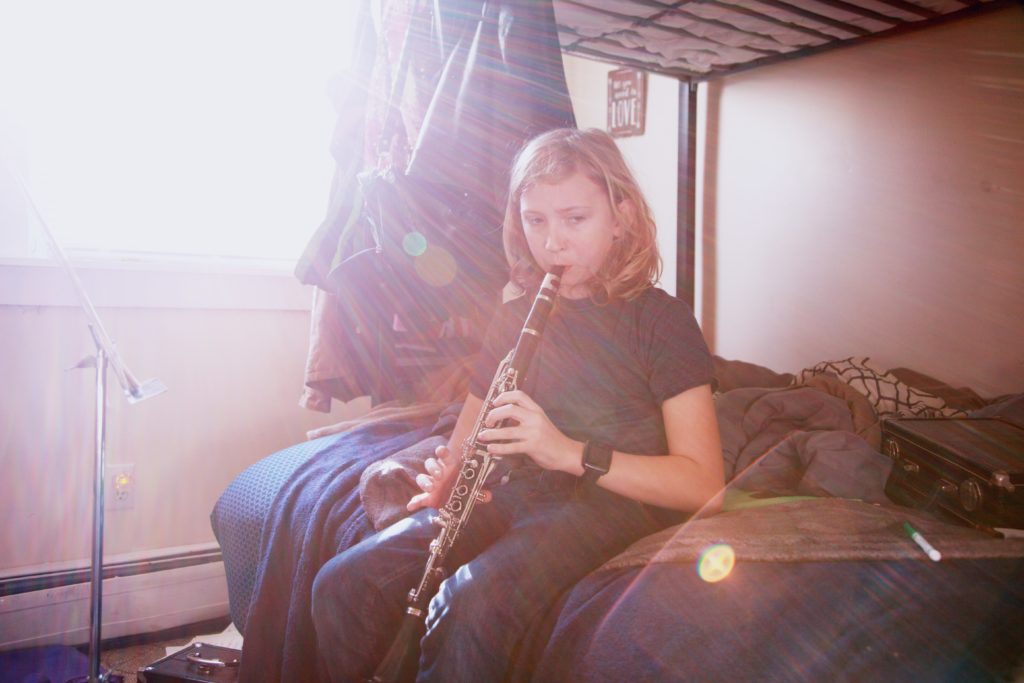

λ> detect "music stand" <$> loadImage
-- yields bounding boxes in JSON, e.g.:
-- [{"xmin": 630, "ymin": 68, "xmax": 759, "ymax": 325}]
[{"xmin": 15, "ymin": 176, "xmax": 166, "ymax": 683}]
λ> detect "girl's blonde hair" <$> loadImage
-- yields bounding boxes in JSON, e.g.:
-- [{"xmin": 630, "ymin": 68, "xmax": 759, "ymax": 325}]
[{"xmin": 502, "ymin": 128, "xmax": 662, "ymax": 301}]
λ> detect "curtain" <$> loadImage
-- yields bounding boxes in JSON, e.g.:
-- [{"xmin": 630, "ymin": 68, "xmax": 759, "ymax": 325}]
[{"xmin": 296, "ymin": 0, "xmax": 575, "ymax": 409}]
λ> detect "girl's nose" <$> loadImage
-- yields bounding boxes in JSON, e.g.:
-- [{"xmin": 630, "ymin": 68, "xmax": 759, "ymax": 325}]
[{"xmin": 545, "ymin": 227, "xmax": 565, "ymax": 252}]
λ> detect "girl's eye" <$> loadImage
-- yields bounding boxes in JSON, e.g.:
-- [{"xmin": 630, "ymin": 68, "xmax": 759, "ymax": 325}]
[
  {"xmin": 568, "ymin": 215, "xmax": 586, "ymax": 225},
  {"xmin": 525, "ymin": 216, "xmax": 545, "ymax": 226}
]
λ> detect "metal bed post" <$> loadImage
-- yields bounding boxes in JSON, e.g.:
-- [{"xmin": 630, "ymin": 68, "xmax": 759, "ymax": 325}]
[{"xmin": 676, "ymin": 79, "xmax": 698, "ymax": 309}]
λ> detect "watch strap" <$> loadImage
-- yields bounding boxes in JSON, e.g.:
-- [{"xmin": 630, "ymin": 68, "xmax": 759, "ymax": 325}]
[{"xmin": 580, "ymin": 441, "xmax": 613, "ymax": 486}]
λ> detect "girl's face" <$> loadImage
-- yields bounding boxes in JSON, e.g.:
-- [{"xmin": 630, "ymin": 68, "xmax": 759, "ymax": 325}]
[{"xmin": 519, "ymin": 171, "xmax": 623, "ymax": 299}]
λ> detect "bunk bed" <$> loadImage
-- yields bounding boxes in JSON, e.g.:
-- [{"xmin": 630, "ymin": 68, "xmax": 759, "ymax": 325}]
[
  {"xmin": 553, "ymin": 0, "xmax": 1020, "ymax": 308},
  {"xmin": 211, "ymin": 1, "xmax": 1024, "ymax": 681}
]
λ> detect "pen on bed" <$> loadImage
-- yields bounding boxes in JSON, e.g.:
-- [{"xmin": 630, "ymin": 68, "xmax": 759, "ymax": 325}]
[{"xmin": 903, "ymin": 522, "xmax": 941, "ymax": 562}]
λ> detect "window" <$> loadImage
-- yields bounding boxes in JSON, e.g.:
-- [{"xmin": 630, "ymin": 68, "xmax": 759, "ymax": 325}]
[{"xmin": 0, "ymin": 1, "xmax": 357, "ymax": 268}]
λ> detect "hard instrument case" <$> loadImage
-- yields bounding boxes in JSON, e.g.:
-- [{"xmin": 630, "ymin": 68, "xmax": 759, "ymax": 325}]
[
  {"xmin": 882, "ymin": 417, "xmax": 1024, "ymax": 531},
  {"xmin": 137, "ymin": 642, "xmax": 240, "ymax": 683}
]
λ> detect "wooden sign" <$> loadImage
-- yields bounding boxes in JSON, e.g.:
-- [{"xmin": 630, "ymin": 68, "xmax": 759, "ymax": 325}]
[{"xmin": 607, "ymin": 68, "xmax": 646, "ymax": 138}]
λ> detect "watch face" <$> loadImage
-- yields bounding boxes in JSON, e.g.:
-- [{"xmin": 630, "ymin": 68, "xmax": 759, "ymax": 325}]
[{"xmin": 583, "ymin": 442, "xmax": 613, "ymax": 476}]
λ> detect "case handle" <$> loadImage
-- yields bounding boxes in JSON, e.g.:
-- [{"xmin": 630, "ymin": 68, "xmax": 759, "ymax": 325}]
[{"xmin": 186, "ymin": 645, "xmax": 240, "ymax": 672}]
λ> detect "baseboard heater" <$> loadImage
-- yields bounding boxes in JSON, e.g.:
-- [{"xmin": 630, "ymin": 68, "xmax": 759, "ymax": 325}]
[{"xmin": 0, "ymin": 543, "xmax": 229, "ymax": 652}]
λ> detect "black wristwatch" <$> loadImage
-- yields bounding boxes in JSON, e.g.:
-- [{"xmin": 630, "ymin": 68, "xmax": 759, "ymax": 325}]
[{"xmin": 580, "ymin": 441, "xmax": 613, "ymax": 486}]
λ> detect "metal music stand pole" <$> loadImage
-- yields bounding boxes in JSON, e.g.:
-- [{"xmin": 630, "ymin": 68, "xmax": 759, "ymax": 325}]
[
  {"xmin": 87, "ymin": 331, "xmax": 108, "ymax": 683},
  {"xmin": 14, "ymin": 176, "xmax": 166, "ymax": 683}
]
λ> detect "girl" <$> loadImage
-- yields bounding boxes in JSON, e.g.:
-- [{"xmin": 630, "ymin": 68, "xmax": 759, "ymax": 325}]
[{"xmin": 311, "ymin": 128, "xmax": 723, "ymax": 682}]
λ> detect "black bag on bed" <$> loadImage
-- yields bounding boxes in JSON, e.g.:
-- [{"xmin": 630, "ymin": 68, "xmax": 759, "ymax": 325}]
[
  {"xmin": 883, "ymin": 417, "xmax": 1024, "ymax": 531},
  {"xmin": 137, "ymin": 643, "xmax": 240, "ymax": 683}
]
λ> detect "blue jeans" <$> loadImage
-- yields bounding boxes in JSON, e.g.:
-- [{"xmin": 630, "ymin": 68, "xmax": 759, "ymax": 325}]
[{"xmin": 311, "ymin": 469, "xmax": 671, "ymax": 682}]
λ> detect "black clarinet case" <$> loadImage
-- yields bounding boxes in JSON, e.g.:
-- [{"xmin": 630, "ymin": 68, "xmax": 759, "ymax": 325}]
[
  {"xmin": 882, "ymin": 417, "xmax": 1024, "ymax": 531},
  {"xmin": 137, "ymin": 642, "xmax": 240, "ymax": 683}
]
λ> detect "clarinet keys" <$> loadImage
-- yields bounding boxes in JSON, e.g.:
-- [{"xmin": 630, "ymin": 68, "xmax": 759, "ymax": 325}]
[
  {"xmin": 461, "ymin": 461, "xmax": 479, "ymax": 479},
  {"xmin": 431, "ymin": 510, "xmax": 453, "ymax": 528}
]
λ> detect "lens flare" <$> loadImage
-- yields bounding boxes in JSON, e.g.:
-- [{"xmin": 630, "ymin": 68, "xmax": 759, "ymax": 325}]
[
  {"xmin": 402, "ymin": 231, "xmax": 428, "ymax": 257},
  {"xmin": 414, "ymin": 245, "xmax": 458, "ymax": 287},
  {"xmin": 698, "ymin": 544, "xmax": 735, "ymax": 583}
]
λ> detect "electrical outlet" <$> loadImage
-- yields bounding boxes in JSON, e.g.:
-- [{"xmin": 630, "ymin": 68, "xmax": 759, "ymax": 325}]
[{"xmin": 107, "ymin": 464, "xmax": 135, "ymax": 511}]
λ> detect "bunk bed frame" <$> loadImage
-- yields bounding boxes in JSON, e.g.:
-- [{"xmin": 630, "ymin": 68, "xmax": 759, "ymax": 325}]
[{"xmin": 549, "ymin": 0, "xmax": 1015, "ymax": 306}]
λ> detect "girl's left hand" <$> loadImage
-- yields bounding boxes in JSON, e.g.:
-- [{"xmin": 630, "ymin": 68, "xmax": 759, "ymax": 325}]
[{"xmin": 477, "ymin": 390, "xmax": 581, "ymax": 473}]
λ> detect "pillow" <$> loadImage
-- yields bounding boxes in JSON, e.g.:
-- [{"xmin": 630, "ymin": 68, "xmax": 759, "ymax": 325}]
[
  {"xmin": 797, "ymin": 357, "xmax": 966, "ymax": 419},
  {"xmin": 887, "ymin": 366, "xmax": 989, "ymax": 411}
]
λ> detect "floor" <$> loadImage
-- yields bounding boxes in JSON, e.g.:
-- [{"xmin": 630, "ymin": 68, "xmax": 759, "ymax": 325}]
[
  {"xmin": 100, "ymin": 637, "xmax": 191, "ymax": 683},
  {"xmin": 96, "ymin": 619, "xmax": 241, "ymax": 683}
]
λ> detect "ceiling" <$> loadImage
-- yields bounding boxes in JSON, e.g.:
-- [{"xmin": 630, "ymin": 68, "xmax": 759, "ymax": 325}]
[{"xmin": 553, "ymin": 0, "xmax": 1008, "ymax": 80}]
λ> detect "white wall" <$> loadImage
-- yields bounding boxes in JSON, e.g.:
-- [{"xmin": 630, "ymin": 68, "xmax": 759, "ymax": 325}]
[
  {"xmin": 0, "ymin": 264, "xmax": 368, "ymax": 573},
  {"xmin": 704, "ymin": 7, "xmax": 1024, "ymax": 397},
  {"xmin": 562, "ymin": 55, "xmax": 681, "ymax": 295}
]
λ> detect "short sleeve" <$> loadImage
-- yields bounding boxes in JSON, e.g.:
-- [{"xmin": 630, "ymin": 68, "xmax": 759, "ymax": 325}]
[{"xmin": 644, "ymin": 296, "xmax": 713, "ymax": 403}]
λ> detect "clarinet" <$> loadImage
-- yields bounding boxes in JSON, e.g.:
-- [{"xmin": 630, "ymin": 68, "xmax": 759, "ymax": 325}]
[{"xmin": 368, "ymin": 266, "xmax": 564, "ymax": 683}]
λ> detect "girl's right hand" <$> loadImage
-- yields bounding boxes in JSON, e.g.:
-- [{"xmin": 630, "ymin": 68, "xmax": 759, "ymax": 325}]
[{"xmin": 408, "ymin": 444, "xmax": 490, "ymax": 512}]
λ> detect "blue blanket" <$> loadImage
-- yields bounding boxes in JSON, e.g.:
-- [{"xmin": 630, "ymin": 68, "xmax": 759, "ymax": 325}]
[
  {"xmin": 526, "ymin": 556, "xmax": 1024, "ymax": 682},
  {"xmin": 237, "ymin": 407, "xmax": 456, "ymax": 683}
]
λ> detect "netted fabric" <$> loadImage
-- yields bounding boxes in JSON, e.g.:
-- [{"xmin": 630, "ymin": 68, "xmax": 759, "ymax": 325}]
[
  {"xmin": 210, "ymin": 435, "xmax": 339, "ymax": 633},
  {"xmin": 797, "ymin": 356, "xmax": 967, "ymax": 419}
]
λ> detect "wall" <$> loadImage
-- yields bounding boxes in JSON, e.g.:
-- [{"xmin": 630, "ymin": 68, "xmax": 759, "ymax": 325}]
[
  {"xmin": 0, "ymin": 264, "xmax": 368, "ymax": 574},
  {"xmin": 705, "ymin": 7, "xmax": 1024, "ymax": 397},
  {"xmin": 562, "ymin": 55, "xmax": 681, "ymax": 295}
]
